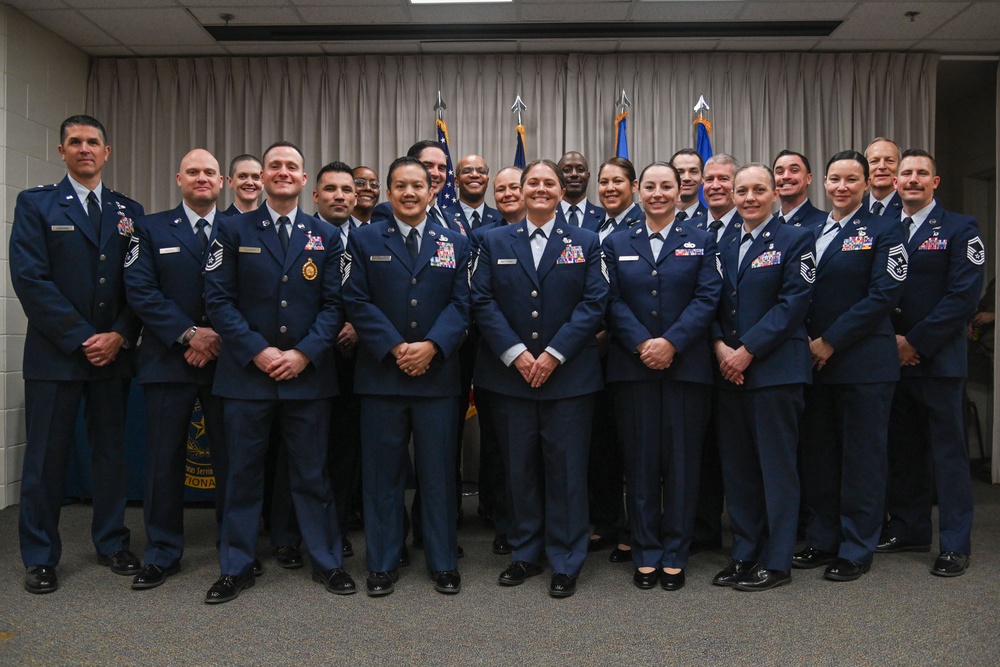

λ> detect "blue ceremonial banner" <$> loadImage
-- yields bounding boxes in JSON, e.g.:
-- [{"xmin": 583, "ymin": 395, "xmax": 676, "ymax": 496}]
[
  {"xmin": 514, "ymin": 124, "xmax": 526, "ymax": 169},
  {"xmin": 695, "ymin": 116, "xmax": 713, "ymax": 207},
  {"xmin": 436, "ymin": 118, "xmax": 459, "ymax": 208},
  {"xmin": 614, "ymin": 111, "xmax": 629, "ymax": 160}
]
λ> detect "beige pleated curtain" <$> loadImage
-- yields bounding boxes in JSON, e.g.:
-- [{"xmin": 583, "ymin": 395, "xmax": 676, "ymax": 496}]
[{"xmin": 88, "ymin": 52, "xmax": 937, "ymax": 214}]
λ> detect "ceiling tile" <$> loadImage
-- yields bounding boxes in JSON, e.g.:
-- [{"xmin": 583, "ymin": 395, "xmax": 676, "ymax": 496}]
[
  {"xmin": 631, "ymin": 1, "xmax": 744, "ymax": 21},
  {"xmin": 22, "ymin": 9, "xmax": 118, "ymax": 47},
  {"xmin": 739, "ymin": 1, "xmax": 855, "ymax": 21},
  {"xmin": 189, "ymin": 7, "xmax": 300, "ymax": 25},
  {"xmin": 81, "ymin": 8, "xmax": 215, "ymax": 46},
  {"xmin": 827, "ymin": 1, "xmax": 970, "ymax": 41},
  {"xmin": 187, "ymin": 0, "xmax": 297, "ymax": 6},
  {"xmin": 522, "ymin": 4, "xmax": 630, "ymax": 21},
  {"xmin": 410, "ymin": 5, "xmax": 517, "ymax": 22},
  {"xmin": 928, "ymin": 3, "xmax": 1000, "ymax": 40},
  {"xmin": 83, "ymin": 44, "xmax": 138, "ymax": 56},
  {"xmin": 295, "ymin": 5, "xmax": 411, "ymax": 23}
]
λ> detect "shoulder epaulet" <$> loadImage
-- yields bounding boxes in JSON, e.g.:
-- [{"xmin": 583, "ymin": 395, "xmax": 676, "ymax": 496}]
[
  {"xmin": 23, "ymin": 183, "xmax": 59, "ymax": 193},
  {"xmin": 107, "ymin": 189, "xmax": 141, "ymax": 206}
]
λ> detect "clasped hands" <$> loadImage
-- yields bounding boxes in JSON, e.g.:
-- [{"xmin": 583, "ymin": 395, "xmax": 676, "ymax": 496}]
[{"xmin": 392, "ymin": 341, "xmax": 436, "ymax": 377}]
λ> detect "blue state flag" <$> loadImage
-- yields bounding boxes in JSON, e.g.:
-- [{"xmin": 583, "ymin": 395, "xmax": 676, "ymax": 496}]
[
  {"xmin": 695, "ymin": 116, "xmax": 713, "ymax": 207},
  {"xmin": 436, "ymin": 118, "xmax": 459, "ymax": 208},
  {"xmin": 615, "ymin": 112, "xmax": 629, "ymax": 160},
  {"xmin": 514, "ymin": 124, "xmax": 526, "ymax": 169}
]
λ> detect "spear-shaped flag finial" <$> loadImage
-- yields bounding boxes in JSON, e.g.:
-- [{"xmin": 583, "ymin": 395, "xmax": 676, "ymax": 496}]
[
  {"xmin": 511, "ymin": 94, "xmax": 526, "ymax": 126},
  {"xmin": 435, "ymin": 90, "xmax": 447, "ymax": 120}
]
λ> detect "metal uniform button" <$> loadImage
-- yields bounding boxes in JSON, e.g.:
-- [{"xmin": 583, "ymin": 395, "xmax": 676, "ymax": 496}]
[
  {"xmin": 411, "ymin": 278, "xmax": 418, "ymax": 285},
  {"xmin": 731, "ymin": 291, "xmax": 737, "ymax": 297},
  {"xmin": 531, "ymin": 311, "xmax": 538, "ymax": 318},
  {"xmin": 99, "ymin": 254, "xmax": 107, "ymax": 261},
  {"xmin": 651, "ymin": 311, "xmax": 657, "ymax": 317},
  {"xmin": 894, "ymin": 308, "xmax": 901, "ymax": 314},
  {"xmin": 651, "ymin": 290, "xmax": 657, "ymax": 297},
  {"xmin": 651, "ymin": 270, "xmax": 657, "ymax": 276},
  {"xmin": 201, "ymin": 316, "xmax": 208, "ymax": 322},
  {"xmin": 280, "ymin": 325, "xmax": 287, "ymax": 333},
  {"xmin": 98, "ymin": 302, "xmax": 106, "ymax": 308},
  {"xmin": 530, "ymin": 290, "xmax": 538, "ymax": 298},
  {"xmin": 410, "ymin": 322, "xmax": 418, "ymax": 329},
  {"xmin": 98, "ymin": 277, "xmax": 106, "ymax": 285},
  {"xmin": 282, "ymin": 275, "xmax": 289, "ymax": 283},
  {"xmin": 731, "ymin": 330, "xmax": 737, "ymax": 336},
  {"xmin": 730, "ymin": 310, "xmax": 736, "ymax": 316},
  {"xmin": 411, "ymin": 299, "xmax": 418, "ymax": 307},
  {"xmin": 281, "ymin": 300, "xmax": 288, "ymax": 308},
  {"xmin": 531, "ymin": 332, "xmax": 539, "ymax": 340}
]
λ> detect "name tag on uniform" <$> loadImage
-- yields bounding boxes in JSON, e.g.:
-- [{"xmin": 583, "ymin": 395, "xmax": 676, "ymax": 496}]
[
  {"xmin": 159, "ymin": 247, "xmax": 181, "ymax": 254},
  {"xmin": 371, "ymin": 255, "xmax": 392, "ymax": 262},
  {"xmin": 50, "ymin": 225, "xmax": 75, "ymax": 232},
  {"xmin": 497, "ymin": 258, "xmax": 518, "ymax": 265},
  {"xmin": 618, "ymin": 255, "xmax": 639, "ymax": 262},
  {"xmin": 239, "ymin": 246, "xmax": 261, "ymax": 254}
]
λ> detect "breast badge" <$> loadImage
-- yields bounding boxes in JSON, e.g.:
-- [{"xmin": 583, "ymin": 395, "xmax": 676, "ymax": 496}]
[{"xmin": 302, "ymin": 257, "xmax": 319, "ymax": 280}]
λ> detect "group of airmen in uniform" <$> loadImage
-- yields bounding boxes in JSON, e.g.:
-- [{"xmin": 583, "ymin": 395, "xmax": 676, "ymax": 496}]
[{"xmin": 10, "ymin": 114, "xmax": 985, "ymax": 602}]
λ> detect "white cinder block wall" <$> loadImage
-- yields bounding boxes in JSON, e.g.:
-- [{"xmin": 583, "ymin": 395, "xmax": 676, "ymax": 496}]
[{"xmin": 1, "ymin": 5, "xmax": 90, "ymax": 509}]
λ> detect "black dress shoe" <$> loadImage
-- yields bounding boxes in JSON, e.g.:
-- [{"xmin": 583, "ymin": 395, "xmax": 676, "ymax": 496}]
[
  {"xmin": 498, "ymin": 561, "xmax": 543, "ymax": 586},
  {"xmin": 492, "ymin": 535, "xmax": 512, "ymax": 555},
  {"xmin": 204, "ymin": 571, "xmax": 255, "ymax": 604},
  {"xmin": 366, "ymin": 570, "xmax": 399, "ymax": 597},
  {"xmin": 549, "ymin": 573, "xmax": 577, "ymax": 598},
  {"xmin": 97, "ymin": 549, "xmax": 141, "ymax": 576},
  {"xmin": 131, "ymin": 562, "xmax": 181, "ymax": 590},
  {"xmin": 734, "ymin": 566, "xmax": 791, "ymax": 592},
  {"xmin": 24, "ymin": 565, "xmax": 58, "ymax": 594},
  {"xmin": 824, "ymin": 558, "xmax": 870, "ymax": 582},
  {"xmin": 633, "ymin": 568, "xmax": 658, "ymax": 590},
  {"xmin": 342, "ymin": 538, "xmax": 354, "ymax": 558},
  {"xmin": 875, "ymin": 534, "xmax": 931, "ymax": 554},
  {"xmin": 432, "ymin": 570, "xmax": 462, "ymax": 594},
  {"xmin": 608, "ymin": 547, "xmax": 632, "ymax": 563},
  {"xmin": 276, "ymin": 546, "xmax": 303, "ymax": 569},
  {"xmin": 399, "ymin": 545, "xmax": 411, "ymax": 567},
  {"xmin": 588, "ymin": 535, "xmax": 613, "ymax": 552},
  {"xmin": 931, "ymin": 551, "xmax": 969, "ymax": 577},
  {"xmin": 458, "ymin": 544, "xmax": 465, "ymax": 558},
  {"xmin": 313, "ymin": 568, "xmax": 357, "ymax": 595},
  {"xmin": 660, "ymin": 569, "xmax": 685, "ymax": 591},
  {"xmin": 712, "ymin": 559, "xmax": 756, "ymax": 587},
  {"xmin": 792, "ymin": 546, "xmax": 837, "ymax": 569},
  {"xmin": 253, "ymin": 559, "xmax": 263, "ymax": 577}
]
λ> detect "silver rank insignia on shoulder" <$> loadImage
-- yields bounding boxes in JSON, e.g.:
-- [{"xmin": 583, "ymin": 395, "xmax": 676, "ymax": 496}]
[
  {"xmin": 123, "ymin": 236, "xmax": 139, "ymax": 268},
  {"xmin": 206, "ymin": 239, "xmax": 224, "ymax": 271},
  {"xmin": 887, "ymin": 243, "xmax": 908, "ymax": 281},
  {"xmin": 800, "ymin": 251, "xmax": 817, "ymax": 284},
  {"xmin": 968, "ymin": 236, "xmax": 986, "ymax": 266}
]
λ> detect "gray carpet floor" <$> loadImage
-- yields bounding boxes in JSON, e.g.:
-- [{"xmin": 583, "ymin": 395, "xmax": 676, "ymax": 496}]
[{"xmin": 1, "ymin": 478, "xmax": 999, "ymax": 666}]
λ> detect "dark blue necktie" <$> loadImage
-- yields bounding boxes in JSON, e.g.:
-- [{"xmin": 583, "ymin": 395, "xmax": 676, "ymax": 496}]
[
  {"xmin": 278, "ymin": 216, "xmax": 290, "ymax": 254},
  {"xmin": 405, "ymin": 228, "xmax": 419, "ymax": 264},
  {"xmin": 195, "ymin": 219, "xmax": 209, "ymax": 254},
  {"xmin": 87, "ymin": 191, "xmax": 102, "ymax": 237}
]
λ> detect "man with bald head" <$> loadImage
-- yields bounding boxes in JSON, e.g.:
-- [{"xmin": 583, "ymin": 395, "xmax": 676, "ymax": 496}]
[{"xmin": 124, "ymin": 149, "xmax": 228, "ymax": 589}]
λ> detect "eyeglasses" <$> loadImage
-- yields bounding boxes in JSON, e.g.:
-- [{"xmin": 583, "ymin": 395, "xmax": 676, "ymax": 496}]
[
  {"xmin": 458, "ymin": 167, "xmax": 489, "ymax": 176},
  {"xmin": 354, "ymin": 179, "xmax": 380, "ymax": 189}
]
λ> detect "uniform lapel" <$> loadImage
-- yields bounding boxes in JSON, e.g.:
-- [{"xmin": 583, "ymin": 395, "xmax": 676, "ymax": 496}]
[
  {"xmin": 817, "ymin": 215, "xmax": 861, "ymax": 271},
  {"xmin": 169, "ymin": 205, "xmax": 205, "ymax": 261},
  {"xmin": 257, "ymin": 210, "xmax": 284, "ymax": 264},
  {"xmin": 657, "ymin": 223, "xmax": 689, "ymax": 266},
  {"xmin": 511, "ymin": 221, "xmax": 540, "ymax": 288},
  {"xmin": 282, "ymin": 212, "xmax": 310, "ymax": 273},
  {"xmin": 414, "ymin": 226, "xmax": 443, "ymax": 276},
  {"xmin": 536, "ymin": 224, "xmax": 571, "ymax": 283},
  {"xmin": 57, "ymin": 177, "xmax": 98, "ymax": 247},
  {"xmin": 629, "ymin": 227, "xmax": 656, "ymax": 268},
  {"xmin": 738, "ymin": 216, "xmax": 780, "ymax": 280},
  {"xmin": 384, "ymin": 223, "xmax": 413, "ymax": 270},
  {"xmin": 99, "ymin": 191, "xmax": 122, "ymax": 250}
]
